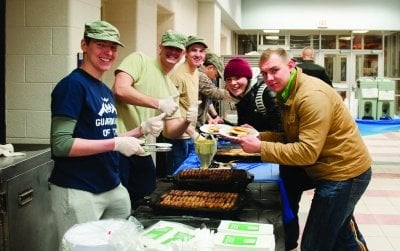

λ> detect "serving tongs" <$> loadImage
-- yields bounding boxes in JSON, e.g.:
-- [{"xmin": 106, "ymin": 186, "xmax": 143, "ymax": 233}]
[
  {"xmin": 141, "ymin": 143, "xmax": 172, "ymax": 152},
  {"xmin": 135, "ymin": 216, "xmax": 214, "ymax": 229},
  {"xmin": 209, "ymin": 160, "xmax": 238, "ymax": 169}
]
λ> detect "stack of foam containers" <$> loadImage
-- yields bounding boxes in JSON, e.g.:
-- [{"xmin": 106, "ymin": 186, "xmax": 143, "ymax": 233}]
[{"xmin": 214, "ymin": 220, "xmax": 275, "ymax": 251}]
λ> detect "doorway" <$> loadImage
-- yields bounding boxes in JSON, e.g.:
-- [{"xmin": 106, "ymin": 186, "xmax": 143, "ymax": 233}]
[
  {"xmin": 324, "ymin": 53, "xmax": 350, "ymax": 100},
  {"xmin": 322, "ymin": 51, "xmax": 383, "ymax": 115}
]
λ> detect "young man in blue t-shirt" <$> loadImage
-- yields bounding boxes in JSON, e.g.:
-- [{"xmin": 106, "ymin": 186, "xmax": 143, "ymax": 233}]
[{"xmin": 49, "ymin": 20, "xmax": 164, "ymax": 247}]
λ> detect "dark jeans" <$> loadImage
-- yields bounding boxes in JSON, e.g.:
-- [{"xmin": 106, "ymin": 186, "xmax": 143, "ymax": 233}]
[
  {"xmin": 119, "ymin": 154, "xmax": 156, "ymax": 208},
  {"xmin": 164, "ymin": 138, "xmax": 194, "ymax": 175},
  {"xmin": 301, "ymin": 168, "xmax": 371, "ymax": 251},
  {"xmin": 280, "ymin": 166, "xmax": 316, "ymax": 250}
]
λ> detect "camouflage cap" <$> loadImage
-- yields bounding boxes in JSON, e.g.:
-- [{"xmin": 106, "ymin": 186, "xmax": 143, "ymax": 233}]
[
  {"xmin": 161, "ymin": 30, "xmax": 187, "ymax": 50},
  {"xmin": 185, "ymin": 35, "xmax": 208, "ymax": 49},
  {"xmin": 84, "ymin": 20, "xmax": 125, "ymax": 47},
  {"xmin": 204, "ymin": 53, "xmax": 223, "ymax": 78}
]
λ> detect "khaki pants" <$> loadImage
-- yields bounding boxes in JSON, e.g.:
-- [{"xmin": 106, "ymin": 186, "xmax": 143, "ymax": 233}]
[{"xmin": 49, "ymin": 183, "xmax": 131, "ymax": 249}]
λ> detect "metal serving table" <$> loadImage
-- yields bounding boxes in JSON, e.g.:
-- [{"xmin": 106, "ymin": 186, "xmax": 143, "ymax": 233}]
[{"xmin": 0, "ymin": 144, "xmax": 57, "ymax": 251}]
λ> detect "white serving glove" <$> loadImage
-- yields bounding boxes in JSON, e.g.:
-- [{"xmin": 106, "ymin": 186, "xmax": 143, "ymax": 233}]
[
  {"xmin": 186, "ymin": 101, "xmax": 201, "ymax": 123},
  {"xmin": 114, "ymin": 137, "xmax": 145, "ymax": 156},
  {"xmin": 158, "ymin": 95, "xmax": 179, "ymax": 116},
  {"xmin": 140, "ymin": 113, "xmax": 166, "ymax": 137}
]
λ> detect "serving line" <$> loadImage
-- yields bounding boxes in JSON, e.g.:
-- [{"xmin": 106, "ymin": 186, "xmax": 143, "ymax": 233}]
[{"xmin": 173, "ymin": 150, "xmax": 294, "ymax": 224}]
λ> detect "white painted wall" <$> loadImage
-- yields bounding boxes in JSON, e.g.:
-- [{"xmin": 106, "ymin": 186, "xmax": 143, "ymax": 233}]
[
  {"xmin": 220, "ymin": 22, "xmax": 233, "ymax": 55},
  {"xmin": 101, "ymin": 0, "xmax": 199, "ymax": 86},
  {"xmin": 101, "ymin": 0, "xmax": 158, "ymax": 87},
  {"xmin": 5, "ymin": 0, "xmax": 101, "ymax": 144},
  {"xmin": 198, "ymin": 2, "xmax": 221, "ymax": 54},
  {"xmin": 240, "ymin": 0, "xmax": 400, "ymax": 30},
  {"xmin": 216, "ymin": 0, "xmax": 241, "ymax": 29}
]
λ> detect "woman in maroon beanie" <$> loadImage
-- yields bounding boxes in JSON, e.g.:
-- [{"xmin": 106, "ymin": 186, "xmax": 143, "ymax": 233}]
[{"xmin": 223, "ymin": 57, "xmax": 281, "ymax": 132}]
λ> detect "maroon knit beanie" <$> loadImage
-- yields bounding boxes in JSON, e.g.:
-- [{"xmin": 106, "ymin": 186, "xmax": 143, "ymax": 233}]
[{"xmin": 224, "ymin": 57, "xmax": 253, "ymax": 80}]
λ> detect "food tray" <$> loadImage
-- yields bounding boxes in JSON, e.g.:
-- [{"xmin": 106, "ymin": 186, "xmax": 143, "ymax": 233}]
[
  {"xmin": 173, "ymin": 169, "xmax": 254, "ymax": 192},
  {"xmin": 151, "ymin": 189, "xmax": 245, "ymax": 217}
]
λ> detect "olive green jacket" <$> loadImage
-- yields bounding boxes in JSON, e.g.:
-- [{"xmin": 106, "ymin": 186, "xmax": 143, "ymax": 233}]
[{"xmin": 259, "ymin": 68, "xmax": 371, "ymax": 181}]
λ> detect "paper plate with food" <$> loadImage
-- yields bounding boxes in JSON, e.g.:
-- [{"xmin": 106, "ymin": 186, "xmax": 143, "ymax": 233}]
[
  {"xmin": 199, "ymin": 124, "xmax": 232, "ymax": 135},
  {"xmin": 219, "ymin": 126, "xmax": 259, "ymax": 141}
]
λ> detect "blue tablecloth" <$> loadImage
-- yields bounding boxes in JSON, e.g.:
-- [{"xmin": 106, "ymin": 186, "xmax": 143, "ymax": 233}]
[
  {"xmin": 174, "ymin": 151, "xmax": 294, "ymax": 224},
  {"xmin": 356, "ymin": 118, "xmax": 400, "ymax": 136}
]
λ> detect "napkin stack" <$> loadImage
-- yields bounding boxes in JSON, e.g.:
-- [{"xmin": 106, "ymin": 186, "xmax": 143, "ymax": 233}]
[{"xmin": 0, "ymin": 144, "xmax": 26, "ymax": 157}]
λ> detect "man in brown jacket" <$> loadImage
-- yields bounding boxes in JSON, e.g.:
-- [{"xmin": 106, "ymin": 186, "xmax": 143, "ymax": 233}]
[{"xmin": 237, "ymin": 47, "xmax": 372, "ymax": 251}]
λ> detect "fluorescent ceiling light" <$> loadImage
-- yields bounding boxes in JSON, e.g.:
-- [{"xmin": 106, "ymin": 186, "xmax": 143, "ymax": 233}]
[
  {"xmin": 265, "ymin": 35, "xmax": 279, "ymax": 40},
  {"xmin": 263, "ymin": 29, "xmax": 280, "ymax": 33},
  {"xmin": 339, "ymin": 36, "xmax": 352, "ymax": 41},
  {"xmin": 352, "ymin": 30, "xmax": 369, "ymax": 34}
]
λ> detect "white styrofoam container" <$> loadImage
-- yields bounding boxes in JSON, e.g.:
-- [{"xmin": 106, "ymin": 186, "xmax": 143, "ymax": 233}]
[
  {"xmin": 217, "ymin": 220, "xmax": 274, "ymax": 236},
  {"xmin": 214, "ymin": 232, "xmax": 275, "ymax": 251}
]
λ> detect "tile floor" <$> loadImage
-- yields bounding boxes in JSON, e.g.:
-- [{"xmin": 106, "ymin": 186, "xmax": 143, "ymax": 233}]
[{"xmin": 298, "ymin": 131, "xmax": 400, "ymax": 251}]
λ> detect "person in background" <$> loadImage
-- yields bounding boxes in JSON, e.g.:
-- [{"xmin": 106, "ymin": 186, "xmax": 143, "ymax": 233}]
[
  {"xmin": 197, "ymin": 53, "xmax": 227, "ymax": 128},
  {"xmin": 223, "ymin": 57, "xmax": 281, "ymax": 132},
  {"xmin": 296, "ymin": 46, "xmax": 332, "ymax": 86},
  {"xmin": 112, "ymin": 30, "xmax": 194, "ymax": 208},
  {"xmin": 164, "ymin": 35, "xmax": 207, "ymax": 175},
  {"xmin": 49, "ymin": 20, "xmax": 159, "ymax": 246},
  {"xmin": 237, "ymin": 47, "xmax": 371, "ymax": 251}
]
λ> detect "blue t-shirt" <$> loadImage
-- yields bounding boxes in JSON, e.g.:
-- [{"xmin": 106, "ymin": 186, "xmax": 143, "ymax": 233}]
[{"xmin": 49, "ymin": 68, "xmax": 120, "ymax": 194}]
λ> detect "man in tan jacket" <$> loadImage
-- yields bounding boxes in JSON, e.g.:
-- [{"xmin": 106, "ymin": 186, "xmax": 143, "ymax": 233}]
[{"xmin": 237, "ymin": 47, "xmax": 372, "ymax": 251}]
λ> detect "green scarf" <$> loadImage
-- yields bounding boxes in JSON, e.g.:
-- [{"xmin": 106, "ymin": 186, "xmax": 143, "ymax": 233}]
[{"xmin": 277, "ymin": 68, "xmax": 297, "ymax": 103}]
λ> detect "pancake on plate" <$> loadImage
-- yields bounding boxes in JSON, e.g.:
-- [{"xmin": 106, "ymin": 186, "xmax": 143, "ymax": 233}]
[
  {"xmin": 208, "ymin": 125, "xmax": 220, "ymax": 133},
  {"xmin": 229, "ymin": 127, "xmax": 251, "ymax": 137}
]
